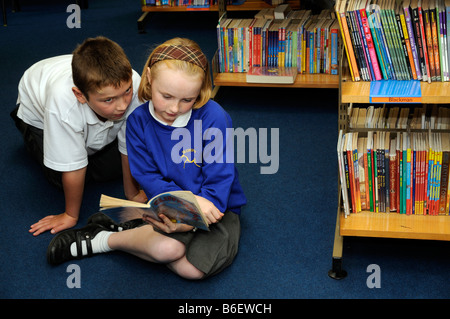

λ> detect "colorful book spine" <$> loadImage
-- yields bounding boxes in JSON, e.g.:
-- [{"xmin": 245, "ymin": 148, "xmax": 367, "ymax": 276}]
[
  {"xmin": 360, "ymin": 7, "xmax": 382, "ymax": 80},
  {"xmin": 425, "ymin": 6, "xmax": 437, "ymax": 81},
  {"xmin": 418, "ymin": 3, "xmax": 432, "ymax": 83},
  {"xmin": 337, "ymin": 4, "xmax": 361, "ymax": 81},
  {"xmin": 447, "ymin": 2, "xmax": 450, "ymax": 81},
  {"xmin": 431, "ymin": 6, "xmax": 442, "ymax": 80},
  {"xmin": 404, "ymin": 5, "xmax": 423, "ymax": 80}
]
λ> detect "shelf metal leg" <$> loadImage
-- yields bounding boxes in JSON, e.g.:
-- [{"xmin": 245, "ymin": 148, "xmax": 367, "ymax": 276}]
[
  {"xmin": 137, "ymin": 11, "xmax": 151, "ymax": 33},
  {"xmin": 328, "ymin": 208, "xmax": 347, "ymax": 280},
  {"xmin": 2, "ymin": 0, "xmax": 6, "ymax": 27},
  {"xmin": 211, "ymin": 85, "xmax": 220, "ymax": 100}
]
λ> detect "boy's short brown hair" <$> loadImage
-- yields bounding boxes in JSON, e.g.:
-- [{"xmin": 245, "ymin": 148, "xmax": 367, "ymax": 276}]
[{"xmin": 72, "ymin": 36, "xmax": 132, "ymax": 100}]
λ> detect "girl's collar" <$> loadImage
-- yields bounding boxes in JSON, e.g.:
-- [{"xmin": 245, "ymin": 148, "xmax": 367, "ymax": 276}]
[{"xmin": 147, "ymin": 100, "xmax": 192, "ymax": 128}]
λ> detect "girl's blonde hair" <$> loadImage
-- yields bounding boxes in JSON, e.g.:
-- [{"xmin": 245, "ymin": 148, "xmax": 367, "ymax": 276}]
[{"xmin": 138, "ymin": 38, "xmax": 212, "ymax": 109}]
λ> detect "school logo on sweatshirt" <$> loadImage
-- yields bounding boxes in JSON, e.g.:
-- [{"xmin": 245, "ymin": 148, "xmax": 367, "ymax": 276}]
[{"xmin": 180, "ymin": 149, "xmax": 200, "ymax": 169}]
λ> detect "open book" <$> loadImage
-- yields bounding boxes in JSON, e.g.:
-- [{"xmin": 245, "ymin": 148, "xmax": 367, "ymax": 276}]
[{"xmin": 99, "ymin": 191, "xmax": 209, "ymax": 231}]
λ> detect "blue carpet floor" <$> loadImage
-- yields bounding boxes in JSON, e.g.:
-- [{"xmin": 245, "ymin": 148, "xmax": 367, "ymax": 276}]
[{"xmin": 1, "ymin": 0, "xmax": 449, "ymax": 301}]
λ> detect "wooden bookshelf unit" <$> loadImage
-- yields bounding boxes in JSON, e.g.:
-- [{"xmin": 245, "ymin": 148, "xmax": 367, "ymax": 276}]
[
  {"xmin": 142, "ymin": 0, "xmax": 300, "ymax": 12},
  {"xmin": 341, "ymin": 76, "xmax": 450, "ymax": 104},
  {"xmin": 138, "ymin": 0, "xmax": 300, "ymax": 32},
  {"xmin": 340, "ymin": 211, "xmax": 450, "ymax": 241},
  {"xmin": 329, "ymin": 57, "xmax": 450, "ymax": 280},
  {"xmin": 213, "ymin": 72, "xmax": 339, "ymax": 90}
]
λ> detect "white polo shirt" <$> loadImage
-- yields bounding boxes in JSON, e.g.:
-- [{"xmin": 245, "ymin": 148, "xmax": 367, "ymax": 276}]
[{"xmin": 16, "ymin": 55, "xmax": 142, "ymax": 172}]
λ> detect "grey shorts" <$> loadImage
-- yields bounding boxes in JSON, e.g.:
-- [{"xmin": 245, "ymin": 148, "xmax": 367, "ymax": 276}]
[{"xmin": 159, "ymin": 211, "xmax": 241, "ymax": 278}]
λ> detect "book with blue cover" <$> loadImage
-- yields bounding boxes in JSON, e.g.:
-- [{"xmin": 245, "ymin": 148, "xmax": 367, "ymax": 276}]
[
  {"xmin": 369, "ymin": 80, "xmax": 422, "ymax": 103},
  {"xmin": 99, "ymin": 191, "xmax": 210, "ymax": 231}
]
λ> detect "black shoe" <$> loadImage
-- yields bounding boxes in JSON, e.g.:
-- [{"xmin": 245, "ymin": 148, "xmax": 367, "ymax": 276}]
[
  {"xmin": 47, "ymin": 223, "xmax": 107, "ymax": 265},
  {"xmin": 87, "ymin": 212, "xmax": 144, "ymax": 231}
]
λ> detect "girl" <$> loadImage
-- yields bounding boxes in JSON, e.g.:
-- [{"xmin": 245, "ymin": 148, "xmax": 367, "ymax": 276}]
[{"xmin": 47, "ymin": 38, "xmax": 247, "ymax": 280}]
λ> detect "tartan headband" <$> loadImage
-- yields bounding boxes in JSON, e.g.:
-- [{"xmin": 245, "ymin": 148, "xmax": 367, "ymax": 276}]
[{"xmin": 150, "ymin": 44, "xmax": 208, "ymax": 72}]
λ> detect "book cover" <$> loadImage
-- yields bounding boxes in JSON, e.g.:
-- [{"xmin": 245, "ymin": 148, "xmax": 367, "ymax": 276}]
[
  {"xmin": 99, "ymin": 191, "xmax": 210, "ymax": 231},
  {"xmin": 382, "ymin": 1, "xmax": 401, "ymax": 80},
  {"xmin": 369, "ymin": 79, "xmax": 422, "ymax": 103},
  {"xmin": 246, "ymin": 66, "xmax": 297, "ymax": 83},
  {"xmin": 388, "ymin": 1, "xmax": 408, "ymax": 80},
  {"xmin": 446, "ymin": 0, "xmax": 450, "ymax": 81},
  {"xmin": 360, "ymin": 3, "xmax": 383, "ymax": 80},
  {"xmin": 418, "ymin": 0, "xmax": 432, "ymax": 83},
  {"xmin": 336, "ymin": 0, "xmax": 361, "ymax": 81},
  {"xmin": 411, "ymin": 0, "xmax": 428, "ymax": 81},
  {"xmin": 430, "ymin": 1, "xmax": 442, "ymax": 80},
  {"xmin": 404, "ymin": 0, "xmax": 423, "ymax": 79},
  {"xmin": 436, "ymin": 0, "xmax": 445, "ymax": 81},
  {"xmin": 397, "ymin": 3, "xmax": 417, "ymax": 79},
  {"xmin": 375, "ymin": 1, "xmax": 396, "ymax": 79},
  {"xmin": 348, "ymin": 3, "xmax": 369, "ymax": 80},
  {"xmin": 424, "ymin": 0, "xmax": 437, "ymax": 81},
  {"xmin": 338, "ymin": 130, "xmax": 351, "ymax": 216}
]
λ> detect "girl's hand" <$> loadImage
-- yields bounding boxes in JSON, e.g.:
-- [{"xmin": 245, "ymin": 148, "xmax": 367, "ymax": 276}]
[
  {"xmin": 143, "ymin": 214, "xmax": 194, "ymax": 234},
  {"xmin": 194, "ymin": 195, "xmax": 224, "ymax": 225}
]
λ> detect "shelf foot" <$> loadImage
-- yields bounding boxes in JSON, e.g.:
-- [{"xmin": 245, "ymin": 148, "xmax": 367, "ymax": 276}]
[{"xmin": 328, "ymin": 257, "xmax": 347, "ymax": 280}]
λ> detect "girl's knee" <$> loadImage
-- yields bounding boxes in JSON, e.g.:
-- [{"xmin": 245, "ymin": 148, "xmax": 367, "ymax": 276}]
[
  {"xmin": 181, "ymin": 268, "xmax": 205, "ymax": 280},
  {"xmin": 168, "ymin": 256, "xmax": 205, "ymax": 280},
  {"xmin": 153, "ymin": 238, "xmax": 185, "ymax": 262}
]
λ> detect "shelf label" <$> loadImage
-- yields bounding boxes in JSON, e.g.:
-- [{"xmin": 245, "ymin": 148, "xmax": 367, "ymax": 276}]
[{"xmin": 369, "ymin": 80, "xmax": 422, "ymax": 103}]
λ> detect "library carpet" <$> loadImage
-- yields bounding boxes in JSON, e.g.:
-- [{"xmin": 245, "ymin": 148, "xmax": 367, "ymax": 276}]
[{"xmin": 0, "ymin": 0, "xmax": 449, "ymax": 303}]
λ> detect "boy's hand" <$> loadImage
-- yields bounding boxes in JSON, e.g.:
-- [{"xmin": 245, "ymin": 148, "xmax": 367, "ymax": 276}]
[
  {"xmin": 29, "ymin": 213, "xmax": 78, "ymax": 236},
  {"xmin": 130, "ymin": 189, "xmax": 148, "ymax": 203},
  {"xmin": 194, "ymin": 195, "xmax": 224, "ymax": 225}
]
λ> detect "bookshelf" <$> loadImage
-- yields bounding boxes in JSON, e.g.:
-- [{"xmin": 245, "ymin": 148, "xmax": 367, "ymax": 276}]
[
  {"xmin": 329, "ymin": 52, "xmax": 450, "ymax": 280},
  {"xmin": 211, "ymin": 1, "xmax": 341, "ymax": 95},
  {"xmin": 212, "ymin": 70, "xmax": 339, "ymax": 95},
  {"xmin": 138, "ymin": 0, "xmax": 301, "ymax": 32}
]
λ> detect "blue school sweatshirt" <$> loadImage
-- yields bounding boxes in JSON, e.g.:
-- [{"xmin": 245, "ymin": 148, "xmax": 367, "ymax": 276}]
[{"xmin": 126, "ymin": 100, "xmax": 246, "ymax": 214}]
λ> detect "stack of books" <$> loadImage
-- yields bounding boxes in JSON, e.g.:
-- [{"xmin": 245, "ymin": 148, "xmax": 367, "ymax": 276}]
[
  {"xmin": 216, "ymin": 7, "xmax": 340, "ymax": 75},
  {"xmin": 338, "ymin": 130, "xmax": 450, "ymax": 217},
  {"xmin": 336, "ymin": 0, "xmax": 450, "ymax": 82},
  {"xmin": 338, "ymin": 103, "xmax": 450, "ymax": 217},
  {"xmin": 348, "ymin": 104, "xmax": 450, "ymax": 130}
]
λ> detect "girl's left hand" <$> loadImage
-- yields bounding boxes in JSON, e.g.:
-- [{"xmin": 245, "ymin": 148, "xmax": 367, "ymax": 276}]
[{"xmin": 143, "ymin": 214, "xmax": 193, "ymax": 234}]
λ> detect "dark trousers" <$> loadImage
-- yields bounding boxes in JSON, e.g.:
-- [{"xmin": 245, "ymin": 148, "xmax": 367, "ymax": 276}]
[{"xmin": 11, "ymin": 105, "xmax": 122, "ymax": 189}]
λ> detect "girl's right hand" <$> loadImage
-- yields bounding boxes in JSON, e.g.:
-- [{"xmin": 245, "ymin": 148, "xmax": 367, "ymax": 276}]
[{"xmin": 194, "ymin": 195, "xmax": 224, "ymax": 225}]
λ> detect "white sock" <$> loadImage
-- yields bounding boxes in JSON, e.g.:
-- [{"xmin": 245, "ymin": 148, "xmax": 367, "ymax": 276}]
[{"xmin": 70, "ymin": 230, "xmax": 113, "ymax": 257}]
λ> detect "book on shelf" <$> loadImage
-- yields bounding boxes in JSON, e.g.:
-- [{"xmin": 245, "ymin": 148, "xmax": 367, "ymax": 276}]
[
  {"xmin": 369, "ymin": 79, "xmax": 422, "ymax": 103},
  {"xmin": 348, "ymin": 104, "xmax": 450, "ymax": 130},
  {"xmin": 335, "ymin": 0, "xmax": 450, "ymax": 82},
  {"xmin": 141, "ymin": 0, "xmax": 218, "ymax": 7},
  {"xmin": 246, "ymin": 66, "xmax": 298, "ymax": 83},
  {"xmin": 338, "ymin": 129, "xmax": 450, "ymax": 216},
  {"xmin": 274, "ymin": 3, "xmax": 292, "ymax": 19},
  {"xmin": 99, "ymin": 191, "xmax": 210, "ymax": 231},
  {"xmin": 339, "ymin": 103, "xmax": 450, "ymax": 216},
  {"xmin": 216, "ymin": 7, "xmax": 340, "ymax": 75}
]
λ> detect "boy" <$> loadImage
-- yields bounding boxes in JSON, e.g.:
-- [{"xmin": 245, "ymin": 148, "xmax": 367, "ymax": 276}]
[{"xmin": 11, "ymin": 36, "xmax": 147, "ymax": 236}]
